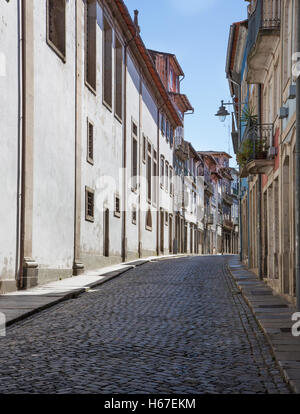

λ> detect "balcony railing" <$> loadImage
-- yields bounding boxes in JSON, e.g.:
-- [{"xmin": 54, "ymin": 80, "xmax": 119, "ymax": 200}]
[
  {"xmin": 206, "ymin": 214, "xmax": 214, "ymax": 225},
  {"xmin": 247, "ymin": 0, "xmax": 280, "ymax": 55},
  {"xmin": 204, "ymin": 182, "xmax": 214, "ymax": 196},
  {"xmin": 239, "ymin": 123, "xmax": 276, "ymax": 177},
  {"xmin": 232, "ymin": 187, "xmax": 239, "ymax": 197},
  {"xmin": 233, "ymin": 217, "xmax": 239, "ymax": 226},
  {"xmin": 175, "ymin": 128, "xmax": 189, "ymax": 161},
  {"xmin": 223, "ymin": 219, "xmax": 234, "ymax": 230},
  {"xmin": 223, "ymin": 193, "xmax": 233, "ymax": 206}
]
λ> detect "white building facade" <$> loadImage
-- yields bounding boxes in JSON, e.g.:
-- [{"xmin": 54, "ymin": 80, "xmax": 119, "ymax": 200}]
[{"xmin": 0, "ymin": 0, "xmax": 187, "ymax": 293}]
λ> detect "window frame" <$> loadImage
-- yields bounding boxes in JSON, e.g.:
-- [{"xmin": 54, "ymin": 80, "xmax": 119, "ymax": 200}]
[
  {"xmin": 46, "ymin": 0, "xmax": 66, "ymax": 63},
  {"xmin": 132, "ymin": 206, "xmax": 137, "ymax": 225},
  {"xmin": 114, "ymin": 194, "xmax": 121, "ymax": 218},
  {"xmin": 84, "ymin": 0, "xmax": 97, "ymax": 94},
  {"xmin": 147, "ymin": 142, "xmax": 152, "ymax": 204},
  {"xmin": 145, "ymin": 209, "xmax": 153, "ymax": 232},
  {"xmin": 114, "ymin": 35, "xmax": 123, "ymax": 122},
  {"xmin": 85, "ymin": 186, "xmax": 95, "ymax": 223},
  {"xmin": 87, "ymin": 118, "xmax": 94, "ymax": 165},
  {"xmin": 160, "ymin": 155, "xmax": 165, "ymax": 189},
  {"xmin": 131, "ymin": 120, "xmax": 138, "ymax": 192},
  {"xmin": 102, "ymin": 15, "xmax": 113, "ymax": 111}
]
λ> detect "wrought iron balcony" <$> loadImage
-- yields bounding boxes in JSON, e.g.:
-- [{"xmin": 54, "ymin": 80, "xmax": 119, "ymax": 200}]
[
  {"xmin": 246, "ymin": 0, "xmax": 280, "ymax": 83},
  {"xmin": 223, "ymin": 219, "xmax": 234, "ymax": 230},
  {"xmin": 232, "ymin": 187, "xmax": 239, "ymax": 197},
  {"xmin": 233, "ymin": 217, "xmax": 239, "ymax": 226},
  {"xmin": 239, "ymin": 123, "xmax": 276, "ymax": 177},
  {"xmin": 204, "ymin": 182, "xmax": 214, "ymax": 196},
  {"xmin": 175, "ymin": 128, "xmax": 189, "ymax": 161},
  {"xmin": 223, "ymin": 192, "xmax": 233, "ymax": 206},
  {"xmin": 206, "ymin": 213, "xmax": 214, "ymax": 225}
]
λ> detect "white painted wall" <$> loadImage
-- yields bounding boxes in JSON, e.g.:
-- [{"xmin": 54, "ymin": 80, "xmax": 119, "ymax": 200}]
[
  {"xmin": 126, "ymin": 52, "xmax": 140, "ymax": 256},
  {"xmin": 141, "ymin": 81, "xmax": 158, "ymax": 253},
  {"xmin": 31, "ymin": 0, "xmax": 76, "ymax": 271},
  {"xmin": 0, "ymin": 1, "xmax": 19, "ymax": 286},
  {"xmin": 80, "ymin": 5, "xmax": 123, "ymax": 265}
]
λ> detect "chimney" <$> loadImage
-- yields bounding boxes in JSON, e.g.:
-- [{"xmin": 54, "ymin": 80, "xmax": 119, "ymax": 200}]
[{"xmin": 134, "ymin": 10, "xmax": 141, "ymax": 34}]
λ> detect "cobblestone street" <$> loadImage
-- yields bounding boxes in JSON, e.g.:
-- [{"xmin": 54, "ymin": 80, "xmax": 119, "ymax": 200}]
[{"xmin": 0, "ymin": 256, "xmax": 291, "ymax": 394}]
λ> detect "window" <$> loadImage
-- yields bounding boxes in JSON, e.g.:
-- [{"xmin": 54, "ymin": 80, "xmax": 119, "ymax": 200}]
[
  {"xmin": 114, "ymin": 195, "xmax": 121, "ymax": 218},
  {"xmin": 170, "ymin": 166, "xmax": 173, "ymax": 196},
  {"xmin": 160, "ymin": 155, "xmax": 165, "ymax": 188},
  {"xmin": 87, "ymin": 120, "xmax": 94, "ymax": 164},
  {"xmin": 282, "ymin": 1, "xmax": 292, "ymax": 88},
  {"xmin": 170, "ymin": 126, "xmax": 174, "ymax": 147},
  {"xmin": 146, "ymin": 209, "xmax": 152, "ymax": 231},
  {"xmin": 142, "ymin": 135, "xmax": 146, "ymax": 163},
  {"xmin": 166, "ymin": 120, "xmax": 170, "ymax": 142},
  {"xmin": 132, "ymin": 206, "xmax": 137, "ymax": 225},
  {"xmin": 85, "ymin": 0, "xmax": 96, "ymax": 91},
  {"xmin": 132, "ymin": 122, "xmax": 138, "ymax": 190},
  {"xmin": 103, "ymin": 208, "xmax": 109, "ymax": 257},
  {"xmin": 153, "ymin": 151, "xmax": 157, "ymax": 205},
  {"xmin": 115, "ymin": 37, "xmax": 123, "ymax": 120},
  {"xmin": 165, "ymin": 211, "xmax": 168, "ymax": 225},
  {"xmin": 165, "ymin": 161, "xmax": 169, "ymax": 191},
  {"xmin": 147, "ymin": 143, "xmax": 152, "ymax": 202},
  {"xmin": 161, "ymin": 113, "xmax": 165, "ymax": 136},
  {"xmin": 103, "ymin": 17, "xmax": 112, "ymax": 108},
  {"xmin": 47, "ymin": 0, "xmax": 66, "ymax": 60},
  {"xmin": 85, "ymin": 187, "xmax": 95, "ymax": 222}
]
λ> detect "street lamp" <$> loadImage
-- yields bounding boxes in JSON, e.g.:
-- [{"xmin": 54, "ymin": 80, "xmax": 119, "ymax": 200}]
[
  {"xmin": 215, "ymin": 99, "xmax": 247, "ymax": 123},
  {"xmin": 215, "ymin": 100, "xmax": 230, "ymax": 122}
]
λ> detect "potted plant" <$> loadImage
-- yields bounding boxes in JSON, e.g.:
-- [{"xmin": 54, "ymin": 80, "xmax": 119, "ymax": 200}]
[
  {"xmin": 255, "ymin": 137, "xmax": 269, "ymax": 159},
  {"xmin": 241, "ymin": 106, "xmax": 258, "ymax": 128},
  {"xmin": 236, "ymin": 138, "xmax": 254, "ymax": 168}
]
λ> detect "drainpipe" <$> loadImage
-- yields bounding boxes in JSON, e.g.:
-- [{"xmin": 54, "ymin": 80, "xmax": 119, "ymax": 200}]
[
  {"xmin": 138, "ymin": 70, "xmax": 142, "ymax": 258},
  {"xmin": 296, "ymin": 0, "xmax": 300, "ymax": 310},
  {"xmin": 247, "ymin": 182, "xmax": 251, "ymax": 268},
  {"xmin": 257, "ymin": 84, "xmax": 263, "ymax": 280},
  {"xmin": 122, "ymin": 45, "xmax": 128, "ymax": 262},
  {"xmin": 16, "ymin": 0, "xmax": 22, "ymax": 284},
  {"xmin": 228, "ymin": 76, "xmax": 243, "ymax": 262},
  {"xmin": 156, "ymin": 108, "xmax": 160, "ymax": 256},
  {"xmin": 19, "ymin": 0, "xmax": 26, "ymax": 289}
]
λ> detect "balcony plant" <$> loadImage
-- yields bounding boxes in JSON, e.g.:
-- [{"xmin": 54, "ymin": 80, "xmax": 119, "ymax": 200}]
[
  {"xmin": 236, "ymin": 138, "xmax": 254, "ymax": 168},
  {"xmin": 255, "ymin": 137, "xmax": 269, "ymax": 159},
  {"xmin": 241, "ymin": 106, "xmax": 258, "ymax": 128}
]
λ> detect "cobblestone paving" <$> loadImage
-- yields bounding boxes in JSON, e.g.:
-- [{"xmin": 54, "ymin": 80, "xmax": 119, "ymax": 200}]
[{"xmin": 0, "ymin": 256, "xmax": 291, "ymax": 394}]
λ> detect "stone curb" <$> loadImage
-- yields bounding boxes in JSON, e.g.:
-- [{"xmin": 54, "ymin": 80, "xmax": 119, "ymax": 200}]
[
  {"xmin": 1, "ymin": 254, "xmax": 189, "ymax": 330},
  {"xmin": 227, "ymin": 257, "xmax": 299, "ymax": 394}
]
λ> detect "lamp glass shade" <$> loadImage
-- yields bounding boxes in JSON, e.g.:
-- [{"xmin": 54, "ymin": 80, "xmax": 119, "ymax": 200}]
[{"xmin": 215, "ymin": 102, "xmax": 230, "ymax": 122}]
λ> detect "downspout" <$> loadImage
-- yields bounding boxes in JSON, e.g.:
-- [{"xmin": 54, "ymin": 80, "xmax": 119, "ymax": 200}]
[
  {"xmin": 19, "ymin": 0, "xmax": 26, "ymax": 289},
  {"xmin": 296, "ymin": 0, "xmax": 300, "ymax": 310},
  {"xmin": 138, "ymin": 69, "xmax": 142, "ymax": 258},
  {"xmin": 73, "ymin": 0, "xmax": 84, "ymax": 276},
  {"xmin": 228, "ymin": 76, "xmax": 243, "ymax": 262},
  {"xmin": 122, "ymin": 44, "xmax": 127, "ymax": 262},
  {"xmin": 156, "ymin": 108, "xmax": 160, "ymax": 256},
  {"xmin": 257, "ymin": 84, "xmax": 263, "ymax": 280},
  {"xmin": 16, "ymin": 0, "xmax": 22, "ymax": 284}
]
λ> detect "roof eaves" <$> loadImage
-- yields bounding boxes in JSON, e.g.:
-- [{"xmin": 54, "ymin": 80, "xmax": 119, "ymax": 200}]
[{"xmin": 114, "ymin": 0, "xmax": 182, "ymax": 127}]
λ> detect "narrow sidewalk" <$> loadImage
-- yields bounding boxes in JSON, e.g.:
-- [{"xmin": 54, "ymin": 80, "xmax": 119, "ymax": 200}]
[
  {"xmin": 0, "ymin": 254, "xmax": 189, "ymax": 328},
  {"xmin": 228, "ymin": 256, "xmax": 300, "ymax": 394}
]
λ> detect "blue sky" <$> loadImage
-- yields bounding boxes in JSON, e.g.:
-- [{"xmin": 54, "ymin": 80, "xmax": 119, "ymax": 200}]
[{"xmin": 124, "ymin": 0, "xmax": 247, "ymax": 167}]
